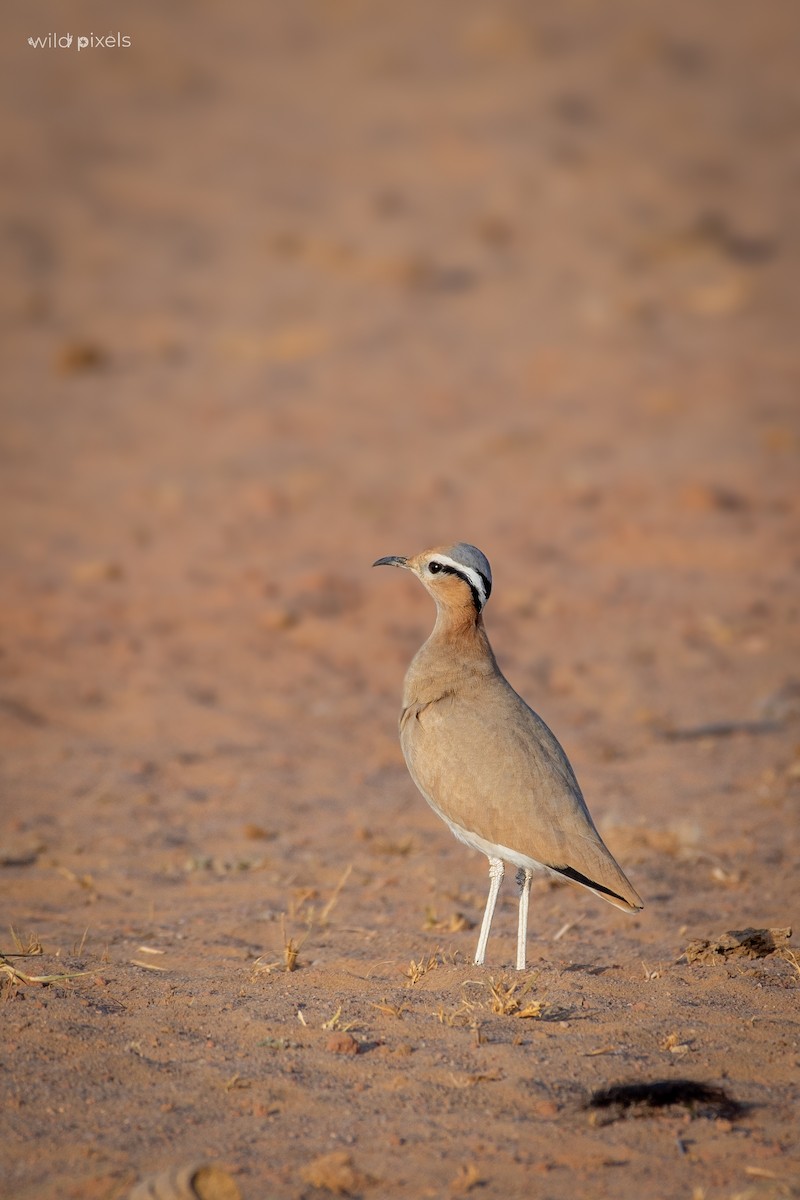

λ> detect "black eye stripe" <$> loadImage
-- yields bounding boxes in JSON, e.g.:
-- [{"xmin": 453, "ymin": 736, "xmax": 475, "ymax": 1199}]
[{"xmin": 428, "ymin": 560, "xmax": 488, "ymax": 611}]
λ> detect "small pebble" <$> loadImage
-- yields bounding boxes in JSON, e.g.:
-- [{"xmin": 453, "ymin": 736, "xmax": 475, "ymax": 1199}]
[{"xmin": 326, "ymin": 1032, "xmax": 359, "ymax": 1055}]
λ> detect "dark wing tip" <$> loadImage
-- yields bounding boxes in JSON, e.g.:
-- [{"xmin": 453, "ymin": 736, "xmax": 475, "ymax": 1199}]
[{"xmin": 551, "ymin": 865, "xmax": 643, "ymax": 911}]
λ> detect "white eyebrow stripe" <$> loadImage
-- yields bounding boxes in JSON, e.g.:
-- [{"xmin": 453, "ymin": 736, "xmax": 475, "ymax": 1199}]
[{"xmin": 430, "ymin": 554, "xmax": 488, "ymax": 607}]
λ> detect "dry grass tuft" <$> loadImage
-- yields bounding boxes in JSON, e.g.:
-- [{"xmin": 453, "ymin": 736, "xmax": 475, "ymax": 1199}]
[
  {"xmin": 370, "ymin": 996, "xmax": 409, "ymax": 1019},
  {"xmin": 780, "ymin": 948, "xmax": 800, "ymax": 979},
  {"xmin": 485, "ymin": 976, "xmax": 545, "ymax": 1018},
  {"xmin": 252, "ymin": 916, "xmax": 309, "ymax": 976},
  {"xmin": 435, "ymin": 1000, "xmax": 475, "ymax": 1028},
  {"xmin": 282, "ymin": 931, "xmax": 304, "ymax": 973},
  {"xmin": 436, "ymin": 975, "xmax": 550, "ymax": 1025},
  {"xmin": 403, "ymin": 946, "xmax": 465, "ymax": 984},
  {"xmin": 9, "ymin": 927, "xmax": 43, "ymax": 955},
  {"xmin": 72, "ymin": 927, "xmax": 90, "ymax": 956},
  {"xmin": 1, "ymin": 953, "xmax": 90, "ymax": 989},
  {"xmin": 404, "ymin": 953, "xmax": 442, "ymax": 984},
  {"xmin": 2, "ymin": 928, "xmax": 92, "ymax": 990},
  {"xmin": 321, "ymin": 1005, "xmax": 359, "ymax": 1033},
  {"xmin": 253, "ymin": 867, "xmax": 354, "ymax": 977}
]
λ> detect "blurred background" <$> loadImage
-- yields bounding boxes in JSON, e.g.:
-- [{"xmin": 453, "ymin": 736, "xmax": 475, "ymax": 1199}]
[
  {"xmin": 2, "ymin": 2, "xmax": 799, "ymax": 1195},
  {"xmin": 2, "ymin": 0, "xmax": 798, "ymax": 837}
]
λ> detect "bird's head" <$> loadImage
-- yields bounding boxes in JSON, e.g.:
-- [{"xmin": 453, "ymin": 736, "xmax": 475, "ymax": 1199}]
[{"xmin": 373, "ymin": 542, "xmax": 492, "ymax": 615}]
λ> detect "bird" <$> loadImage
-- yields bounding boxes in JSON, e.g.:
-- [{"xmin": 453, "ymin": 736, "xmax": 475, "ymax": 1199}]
[{"xmin": 373, "ymin": 542, "xmax": 642, "ymax": 970}]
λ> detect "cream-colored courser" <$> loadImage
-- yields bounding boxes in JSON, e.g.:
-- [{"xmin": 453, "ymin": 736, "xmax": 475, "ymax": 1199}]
[{"xmin": 374, "ymin": 542, "xmax": 642, "ymax": 970}]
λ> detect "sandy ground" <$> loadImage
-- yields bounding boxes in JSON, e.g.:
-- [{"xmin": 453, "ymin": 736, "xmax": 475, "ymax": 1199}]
[{"xmin": 2, "ymin": 2, "xmax": 799, "ymax": 1197}]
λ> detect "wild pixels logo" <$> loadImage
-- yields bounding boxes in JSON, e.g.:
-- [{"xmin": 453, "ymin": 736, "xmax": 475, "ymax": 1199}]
[{"xmin": 27, "ymin": 31, "xmax": 132, "ymax": 52}]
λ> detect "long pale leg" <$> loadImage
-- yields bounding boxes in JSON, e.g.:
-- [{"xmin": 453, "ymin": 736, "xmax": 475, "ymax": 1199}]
[
  {"xmin": 474, "ymin": 857, "xmax": 504, "ymax": 966},
  {"xmin": 516, "ymin": 868, "xmax": 533, "ymax": 971}
]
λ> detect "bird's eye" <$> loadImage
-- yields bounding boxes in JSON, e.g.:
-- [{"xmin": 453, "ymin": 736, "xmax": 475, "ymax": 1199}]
[{"xmin": 428, "ymin": 561, "xmax": 442, "ymax": 574}]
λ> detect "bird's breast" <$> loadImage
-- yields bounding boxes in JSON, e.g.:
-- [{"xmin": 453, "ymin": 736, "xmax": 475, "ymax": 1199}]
[
  {"xmin": 398, "ymin": 681, "xmax": 593, "ymax": 863},
  {"xmin": 400, "ymin": 688, "xmax": 530, "ymax": 805}
]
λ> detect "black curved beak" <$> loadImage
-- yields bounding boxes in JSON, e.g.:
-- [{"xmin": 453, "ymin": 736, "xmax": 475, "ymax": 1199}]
[{"xmin": 372, "ymin": 555, "xmax": 409, "ymax": 569}]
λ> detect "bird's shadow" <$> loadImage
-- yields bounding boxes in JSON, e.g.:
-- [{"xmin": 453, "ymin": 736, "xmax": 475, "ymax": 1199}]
[{"xmin": 559, "ymin": 962, "xmax": 614, "ymax": 976}]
